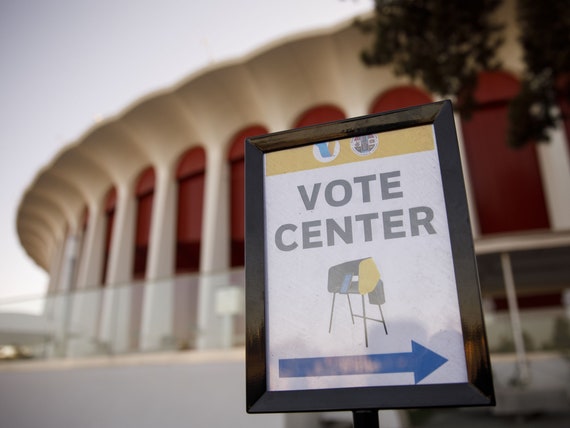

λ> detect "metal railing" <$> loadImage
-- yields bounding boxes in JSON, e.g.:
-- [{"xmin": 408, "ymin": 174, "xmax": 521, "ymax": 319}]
[
  {"xmin": 2, "ymin": 259, "xmax": 570, "ymax": 362},
  {"xmin": 0, "ymin": 269, "xmax": 245, "ymax": 360}
]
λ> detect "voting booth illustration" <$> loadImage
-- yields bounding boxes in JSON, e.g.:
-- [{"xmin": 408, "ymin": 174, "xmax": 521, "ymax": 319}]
[{"xmin": 328, "ymin": 257, "xmax": 387, "ymax": 347}]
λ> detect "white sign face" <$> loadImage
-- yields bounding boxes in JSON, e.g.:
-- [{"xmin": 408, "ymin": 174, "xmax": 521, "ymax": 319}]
[{"xmin": 263, "ymin": 125, "xmax": 468, "ymax": 392}]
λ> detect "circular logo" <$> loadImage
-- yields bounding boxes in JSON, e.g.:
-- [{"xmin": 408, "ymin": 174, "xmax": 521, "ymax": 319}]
[
  {"xmin": 351, "ymin": 134, "xmax": 379, "ymax": 156},
  {"xmin": 313, "ymin": 141, "xmax": 340, "ymax": 163}
]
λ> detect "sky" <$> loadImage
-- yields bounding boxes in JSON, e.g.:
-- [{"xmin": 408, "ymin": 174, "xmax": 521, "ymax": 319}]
[{"xmin": 0, "ymin": 0, "xmax": 373, "ymax": 306}]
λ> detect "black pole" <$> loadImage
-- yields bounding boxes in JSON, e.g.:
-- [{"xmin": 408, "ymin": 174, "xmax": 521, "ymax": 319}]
[{"xmin": 352, "ymin": 409, "xmax": 380, "ymax": 428}]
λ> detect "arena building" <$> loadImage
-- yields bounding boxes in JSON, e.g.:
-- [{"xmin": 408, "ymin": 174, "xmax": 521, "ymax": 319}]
[{"xmin": 2, "ymin": 2, "xmax": 570, "ymax": 427}]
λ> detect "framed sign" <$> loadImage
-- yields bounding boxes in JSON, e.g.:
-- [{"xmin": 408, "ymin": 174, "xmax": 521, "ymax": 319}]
[{"xmin": 245, "ymin": 101, "xmax": 494, "ymax": 413}]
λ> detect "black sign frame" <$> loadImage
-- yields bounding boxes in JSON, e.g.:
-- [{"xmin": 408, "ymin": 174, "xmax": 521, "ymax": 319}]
[{"xmin": 245, "ymin": 100, "xmax": 495, "ymax": 413}]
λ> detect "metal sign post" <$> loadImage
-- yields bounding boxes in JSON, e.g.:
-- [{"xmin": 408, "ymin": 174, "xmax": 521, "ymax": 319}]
[
  {"xmin": 353, "ymin": 410, "xmax": 380, "ymax": 428},
  {"xmin": 245, "ymin": 101, "xmax": 494, "ymax": 417}
]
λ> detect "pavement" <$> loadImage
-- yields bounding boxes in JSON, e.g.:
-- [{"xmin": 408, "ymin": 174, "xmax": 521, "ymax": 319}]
[{"xmin": 412, "ymin": 408, "xmax": 570, "ymax": 428}]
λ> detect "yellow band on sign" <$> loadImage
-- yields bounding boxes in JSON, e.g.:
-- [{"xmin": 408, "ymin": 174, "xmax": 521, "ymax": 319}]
[{"xmin": 265, "ymin": 124, "xmax": 435, "ymax": 176}]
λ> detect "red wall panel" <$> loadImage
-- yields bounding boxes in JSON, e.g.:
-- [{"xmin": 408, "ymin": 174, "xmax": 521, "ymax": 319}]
[
  {"xmin": 176, "ymin": 148, "xmax": 205, "ymax": 273},
  {"xmin": 369, "ymin": 86, "xmax": 432, "ymax": 113},
  {"xmin": 133, "ymin": 168, "xmax": 155, "ymax": 279},
  {"xmin": 228, "ymin": 126, "xmax": 267, "ymax": 267},
  {"xmin": 294, "ymin": 105, "xmax": 345, "ymax": 128},
  {"xmin": 461, "ymin": 72, "xmax": 550, "ymax": 234}
]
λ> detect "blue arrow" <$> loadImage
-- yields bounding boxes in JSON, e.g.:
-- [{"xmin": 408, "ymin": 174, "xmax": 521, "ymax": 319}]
[{"xmin": 279, "ymin": 341, "xmax": 448, "ymax": 384}]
